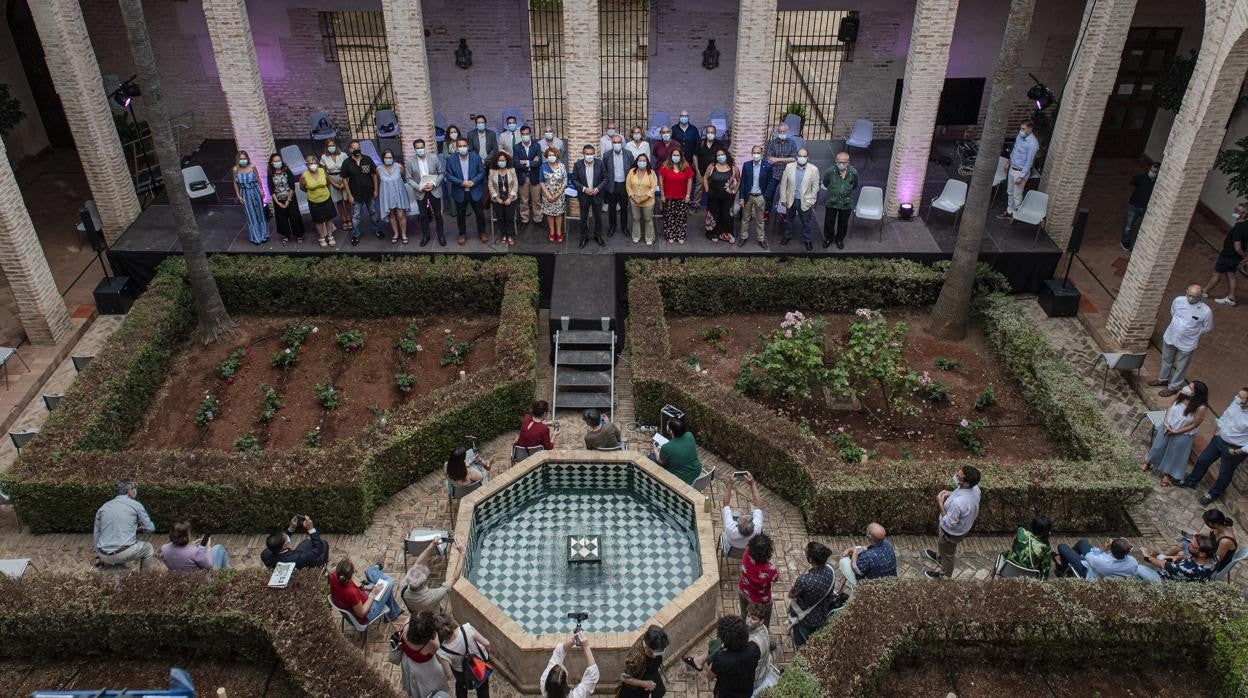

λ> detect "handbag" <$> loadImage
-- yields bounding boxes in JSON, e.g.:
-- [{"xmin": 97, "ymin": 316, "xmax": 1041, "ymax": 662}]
[
  {"xmin": 387, "ymin": 623, "xmax": 407, "ymax": 665},
  {"xmin": 442, "ymin": 626, "xmax": 492, "ymax": 689},
  {"xmin": 784, "ymin": 565, "xmax": 838, "ymax": 629}
]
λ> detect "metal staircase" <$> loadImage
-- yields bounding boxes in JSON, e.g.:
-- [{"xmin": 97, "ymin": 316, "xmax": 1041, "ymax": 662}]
[{"xmin": 552, "ymin": 320, "xmax": 616, "ymax": 414}]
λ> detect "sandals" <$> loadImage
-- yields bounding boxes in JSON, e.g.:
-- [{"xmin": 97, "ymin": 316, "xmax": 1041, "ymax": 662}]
[
  {"xmin": 401, "ymin": 237, "xmax": 409, "ymax": 244},
  {"xmin": 328, "ymin": 236, "xmax": 336, "ymax": 247},
  {"xmin": 318, "ymin": 238, "xmax": 328, "ymax": 248}
]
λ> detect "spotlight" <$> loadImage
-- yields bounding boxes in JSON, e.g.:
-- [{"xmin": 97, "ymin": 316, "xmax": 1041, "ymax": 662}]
[
  {"xmin": 898, "ymin": 203, "xmax": 914, "ymax": 220},
  {"xmin": 1026, "ymin": 74, "xmax": 1055, "ymax": 111},
  {"xmin": 110, "ymin": 77, "xmax": 141, "ymax": 109}
]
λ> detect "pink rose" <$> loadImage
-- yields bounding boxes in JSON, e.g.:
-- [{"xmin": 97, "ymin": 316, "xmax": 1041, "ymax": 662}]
[
  {"xmin": 226, "ymin": 377, "xmax": 234, "ymax": 385},
  {"xmin": 959, "ymin": 418, "xmax": 970, "ymax": 428},
  {"xmin": 244, "ymin": 347, "xmax": 251, "ymax": 356}
]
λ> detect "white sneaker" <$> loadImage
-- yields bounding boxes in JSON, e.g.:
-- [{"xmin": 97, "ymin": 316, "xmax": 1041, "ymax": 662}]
[
  {"xmin": 1201, "ymin": 292, "xmax": 1209, "ymax": 298},
  {"xmin": 1214, "ymin": 296, "xmax": 1237, "ymax": 306}
]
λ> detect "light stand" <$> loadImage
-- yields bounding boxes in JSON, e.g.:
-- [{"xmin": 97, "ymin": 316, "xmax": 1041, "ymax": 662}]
[{"xmin": 110, "ymin": 76, "xmax": 160, "ymax": 197}]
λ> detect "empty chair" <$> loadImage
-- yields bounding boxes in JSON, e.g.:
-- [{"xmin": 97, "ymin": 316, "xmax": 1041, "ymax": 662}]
[
  {"xmin": 359, "ymin": 140, "xmax": 383, "ymax": 166},
  {"xmin": 992, "ymin": 552, "xmax": 1044, "ymax": 579},
  {"xmin": 690, "ymin": 467, "xmax": 715, "ymax": 493},
  {"xmin": 791, "ymin": 135, "xmax": 807, "ymax": 152},
  {"xmin": 1011, "ymin": 190, "xmax": 1050, "ymax": 245},
  {"xmin": 9, "ymin": 428, "xmax": 38, "ymax": 454},
  {"xmin": 71, "ymin": 355, "xmax": 93, "ymax": 372},
  {"xmin": 280, "ymin": 144, "xmax": 307, "ymax": 177},
  {"xmin": 328, "ymin": 594, "xmax": 386, "ymax": 646},
  {"xmin": 434, "ymin": 111, "xmax": 448, "ymax": 143},
  {"xmin": 1131, "ymin": 410, "xmax": 1167, "ymax": 440},
  {"xmin": 925, "ymin": 179, "xmax": 968, "ymax": 227},
  {"xmin": 991, "ymin": 156, "xmax": 1009, "ymax": 203},
  {"xmin": 0, "ymin": 346, "xmax": 28, "ymax": 389},
  {"xmin": 375, "ymin": 109, "xmax": 400, "ymax": 139},
  {"xmin": 512, "ymin": 444, "xmax": 545, "ymax": 465},
  {"xmin": 854, "ymin": 186, "xmax": 885, "ymax": 239},
  {"xmin": 181, "ymin": 165, "xmax": 217, "ymax": 201},
  {"xmin": 783, "ymin": 113, "xmax": 802, "ymax": 138},
  {"xmin": 1097, "ymin": 352, "xmax": 1147, "ymax": 394},
  {"xmin": 707, "ymin": 107, "xmax": 729, "ymax": 136},
  {"xmin": 0, "ymin": 559, "xmax": 33, "ymax": 579},
  {"xmin": 309, "ymin": 111, "xmax": 337, "ymax": 141},
  {"xmin": 1213, "ymin": 546, "xmax": 1248, "ymax": 582},
  {"xmin": 648, "ymin": 110, "xmax": 670, "ymax": 139},
  {"xmin": 42, "ymin": 394, "xmax": 63, "ymax": 411},
  {"xmin": 845, "ymin": 119, "xmax": 874, "ymax": 167}
]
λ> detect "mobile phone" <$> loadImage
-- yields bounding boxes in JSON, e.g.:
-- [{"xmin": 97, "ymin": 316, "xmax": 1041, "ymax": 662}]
[
  {"xmin": 199, "ymin": 533, "xmax": 211, "ymax": 547},
  {"xmin": 294, "ymin": 514, "xmax": 306, "ymax": 530},
  {"xmin": 733, "ymin": 471, "xmax": 749, "ymax": 479}
]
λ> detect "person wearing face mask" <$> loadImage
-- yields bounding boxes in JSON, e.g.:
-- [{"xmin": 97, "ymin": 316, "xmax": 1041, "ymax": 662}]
[
  {"xmin": 445, "ymin": 137, "xmax": 488, "ymax": 244},
  {"xmin": 923, "ymin": 466, "xmax": 981, "ymax": 579},
  {"xmin": 539, "ymin": 147, "xmax": 568, "ymax": 243},
  {"xmin": 514, "ymin": 125, "xmax": 544, "ymax": 229},
  {"xmin": 821, "ymin": 151, "xmax": 858, "ymax": 249},
  {"xmin": 1149, "ymin": 284, "xmax": 1213, "ymax": 397},
  {"xmin": 1203, "ymin": 202, "xmax": 1248, "ymax": 306},
  {"xmin": 777, "ymin": 148, "xmax": 820, "ymax": 250},
  {"xmin": 1144, "ymin": 380, "xmax": 1209, "ymax": 487},
  {"xmin": 602, "ymin": 134, "xmax": 634, "ymax": 239},
  {"xmin": 703, "ymin": 148, "xmax": 738, "ymax": 243},
  {"xmin": 1181, "ymin": 387, "xmax": 1248, "ymax": 505},
  {"xmin": 1121, "ymin": 161, "xmax": 1161, "ymax": 251},
  {"xmin": 267, "ymin": 153, "xmax": 304, "ymax": 244},
  {"xmin": 694, "ymin": 126, "xmax": 720, "ymax": 209},
  {"xmin": 652, "ymin": 126, "xmax": 677, "ymax": 176},
  {"xmin": 406, "ymin": 138, "xmax": 446, "ymax": 247},
  {"xmin": 671, "ymin": 111, "xmax": 700, "ymax": 205},
  {"xmin": 626, "ymin": 154, "xmax": 658, "ymax": 245},
  {"xmin": 540, "ymin": 125, "xmax": 565, "ymax": 159},
  {"xmin": 232, "ymin": 149, "xmax": 269, "ymax": 245},
  {"xmin": 738, "ymin": 145, "xmax": 774, "ymax": 248},
  {"xmin": 625, "ymin": 125, "xmax": 651, "ymax": 161},
  {"xmin": 572, "ymin": 145, "xmax": 607, "ymax": 247},
  {"xmin": 301, "ymin": 155, "xmax": 337, "ymax": 247},
  {"xmin": 320, "ymin": 139, "xmax": 351, "ymax": 236},
  {"xmin": 658, "ymin": 148, "xmax": 695, "ymax": 244},
  {"xmin": 599, "ymin": 121, "xmax": 620, "ymax": 159},
  {"xmin": 488, "ymin": 150, "xmax": 519, "ymax": 246},
  {"xmin": 618, "ymin": 625, "xmax": 669, "ymax": 698},
  {"xmin": 498, "ymin": 114, "xmax": 522, "ymax": 153},
  {"xmin": 340, "ymin": 140, "xmax": 381, "ymax": 245},
  {"xmin": 466, "ymin": 115, "xmax": 498, "ymax": 163},
  {"xmin": 377, "ymin": 148, "xmax": 409, "ymax": 244},
  {"xmin": 764, "ymin": 124, "xmax": 797, "ymax": 228},
  {"xmin": 440, "ymin": 125, "xmax": 465, "ymax": 221},
  {"xmin": 997, "ymin": 118, "xmax": 1038, "ymax": 221}
]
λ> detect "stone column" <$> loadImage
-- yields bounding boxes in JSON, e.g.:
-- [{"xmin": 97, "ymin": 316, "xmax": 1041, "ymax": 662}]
[
  {"xmin": 1039, "ymin": 0, "xmax": 1137, "ymax": 246},
  {"xmin": 562, "ymin": 0, "xmax": 601, "ymax": 158},
  {"xmin": 381, "ymin": 0, "xmax": 435, "ymax": 161},
  {"xmin": 203, "ymin": 0, "xmax": 275, "ymax": 196},
  {"xmin": 730, "ymin": 0, "xmax": 778, "ymax": 165},
  {"xmin": 29, "ymin": 0, "xmax": 140, "ymax": 243},
  {"xmin": 0, "ymin": 135, "xmax": 71, "ymax": 344},
  {"xmin": 1106, "ymin": 3, "xmax": 1248, "ymax": 347},
  {"xmin": 885, "ymin": 0, "xmax": 960, "ymax": 214}
]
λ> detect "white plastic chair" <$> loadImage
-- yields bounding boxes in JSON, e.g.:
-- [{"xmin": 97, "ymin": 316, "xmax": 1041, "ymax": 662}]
[
  {"xmin": 181, "ymin": 165, "xmax": 216, "ymax": 201},
  {"xmin": 845, "ymin": 119, "xmax": 874, "ymax": 167},
  {"xmin": 1130, "ymin": 410, "xmax": 1166, "ymax": 442},
  {"xmin": 280, "ymin": 144, "xmax": 307, "ymax": 177},
  {"xmin": 708, "ymin": 107, "xmax": 729, "ymax": 136},
  {"xmin": 648, "ymin": 111, "xmax": 670, "ymax": 140},
  {"xmin": 375, "ymin": 109, "xmax": 400, "ymax": 139},
  {"xmin": 328, "ymin": 594, "xmax": 386, "ymax": 646},
  {"xmin": 1214, "ymin": 546, "xmax": 1248, "ymax": 582},
  {"xmin": 783, "ymin": 113, "xmax": 802, "ymax": 138},
  {"xmin": 309, "ymin": 111, "xmax": 337, "ymax": 141},
  {"xmin": 925, "ymin": 179, "xmax": 967, "ymax": 227},
  {"xmin": 854, "ymin": 185, "xmax": 885, "ymax": 239},
  {"xmin": 360, "ymin": 140, "xmax": 383, "ymax": 166},
  {"xmin": 991, "ymin": 156, "xmax": 1009, "ymax": 203},
  {"xmin": 0, "ymin": 558, "xmax": 33, "ymax": 578},
  {"xmin": 1011, "ymin": 190, "xmax": 1049, "ymax": 245}
]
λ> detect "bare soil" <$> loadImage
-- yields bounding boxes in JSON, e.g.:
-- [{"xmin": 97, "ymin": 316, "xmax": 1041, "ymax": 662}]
[
  {"xmin": 667, "ymin": 310, "xmax": 1060, "ymax": 463},
  {"xmin": 0, "ymin": 658, "xmax": 302, "ymax": 696},
  {"xmin": 875, "ymin": 658, "xmax": 1212, "ymax": 696},
  {"xmin": 131, "ymin": 314, "xmax": 496, "ymax": 451}
]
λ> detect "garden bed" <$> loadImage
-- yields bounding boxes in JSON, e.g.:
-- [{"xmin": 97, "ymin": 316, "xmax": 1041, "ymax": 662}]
[
  {"xmin": 668, "ymin": 311, "xmax": 1059, "ymax": 463},
  {"xmin": 132, "ymin": 314, "xmax": 496, "ymax": 450},
  {"xmin": 0, "ymin": 658, "xmax": 301, "ymax": 696},
  {"xmin": 874, "ymin": 658, "xmax": 1208, "ymax": 696}
]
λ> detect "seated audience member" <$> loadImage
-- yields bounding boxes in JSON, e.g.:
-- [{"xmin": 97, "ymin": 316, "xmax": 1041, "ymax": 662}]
[
  {"xmin": 652, "ymin": 418, "xmax": 703, "ymax": 485},
  {"xmin": 1003, "ymin": 515, "xmax": 1053, "ymax": 578},
  {"xmin": 159, "ymin": 522, "xmax": 229, "ymax": 571},
  {"xmin": 1055, "ymin": 537, "xmax": 1137, "ymax": 579},
  {"xmin": 1172, "ymin": 509, "xmax": 1238, "ymax": 573},
  {"xmin": 93, "ymin": 479, "xmax": 156, "ymax": 570},
  {"xmin": 837, "ymin": 522, "xmax": 896, "ymax": 589},
  {"xmin": 683, "ymin": 616, "xmax": 760, "ymax": 698},
  {"xmin": 619, "ymin": 625, "xmax": 669, "ymax": 698},
  {"xmin": 401, "ymin": 611, "xmax": 455, "ymax": 698},
  {"xmin": 401, "ymin": 542, "xmax": 453, "ymax": 615},
  {"xmin": 445, "ymin": 446, "xmax": 489, "ymax": 491},
  {"xmin": 745, "ymin": 603, "xmax": 779, "ymax": 697},
  {"xmin": 541, "ymin": 633, "xmax": 599, "ymax": 698},
  {"xmin": 788, "ymin": 542, "xmax": 838, "ymax": 648},
  {"xmin": 738, "ymin": 533, "xmax": 777, "ymax": 626},
  {"xmin": 329, "ymin": 556, "xmax": 404, "ymax": 624},
  {"xmin": 516, "ymin": 399, "xmax": 555, "ymax": 451},
  {"xmin": 262, "ymin": 514, "xmax": 329, "ymax": 569},
  {"xmin": 721, "ymin": 472, "xmax": 764, "ymax": 554},
  {"xmin": 1139, "ymin": 535, "xmax": 1219, "ymax": 583},
  {"xmin": 434, "ymin": 612, "xmax": 493, "ymax": 698},
  {"xmin": 583, "ymin": 409, "xmax": 622, "ymax": 450}
]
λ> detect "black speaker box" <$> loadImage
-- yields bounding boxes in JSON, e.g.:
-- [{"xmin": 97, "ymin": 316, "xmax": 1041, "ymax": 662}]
[
  {"xmin": 838, "ymin": 15, "xmax": 860, "ymax": 42},
  {"xmin": 1038, "ymin": 279, "xmax": 1081, "ymax": 318},
  {"xmin": 1068, "ymin": 207, "xmax": 1089, "ymax": 255},
  {"xmin": 94, "ymin": 276, "xmax": 134, "ymax": 315}
]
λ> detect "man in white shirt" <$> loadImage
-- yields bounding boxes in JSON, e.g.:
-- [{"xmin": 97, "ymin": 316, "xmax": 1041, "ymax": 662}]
[
  {"xmin": 1148, "ymin": 284, "xmax": 1213, "ymax": 396},
  {"xmin": 924, "ymin": 466, "xmax": 981, "ymax": 578},
  {"xmin": 1181, "ymin": 387, "xmax": 1248, "ymax": 504},
  {"xmin": 1056, "ymin": 537, "xmax": 1140, "ymax": 579},
  {"xmin": 997, "ymin": 118, "xmax": 1039, "ymax": 220},
  {"xmin": 778, "ymin": 149, "xmax": 820, "ymax": 251},
  {"xmin": 498, "ymin": 114, "xmax": 522, "ymax": 153},
  {"xmin": 720, "ymin": 472, "xmax": 763, "ymax": 554},
  {"xmin": 599, "ymin": 121, "xmax": 620, "ymax": 158}
]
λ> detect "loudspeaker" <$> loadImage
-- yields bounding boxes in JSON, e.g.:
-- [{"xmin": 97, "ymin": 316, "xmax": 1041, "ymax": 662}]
[
  {"xmin": 1038, "ymin": 278, "xmax": 1081, "ymax": 318},
  {"xmin": 80, "ymin": 206, "xmax": 105, "ymax": 252},
  {"xmin": 94, "ymin": 276, "xmax": 134, "ymax": 315},
  {"xmin": 1067, "ymin": 207, "xmax": 1088, "ymax": 255},
  {"xmin": 838, "ymin": 14, "xmax": 860, "ymax": 43}
]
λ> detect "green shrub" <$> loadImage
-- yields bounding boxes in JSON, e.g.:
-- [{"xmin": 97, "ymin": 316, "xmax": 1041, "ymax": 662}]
[
  {"xmin": 933, "ymin": 355, "xmax": 962, "ymax": 371},
  {"xmin": 336, "ymin": 328, "xmax": 366, "ymax": 353},
  {"xmin": 282, "ymin": 322, "xmax": 314, "ymax": 348},
  {"xmin": 270, "ymin": 346, "xmax": 299, "ymax": 368},
  {"xmin": 315, "ymin": 377, "xmax": 341, "ymax": 411},
  {"xmin": 974, "ymin": 384, "xmax": 997, "ymax": 411},
  {"xmin": 194, "ymin": 394, "xmax": 219, "ymax": 428},
  {"xmin": 441, "ymin": 334, "xmax": 471, "ymax": 366},
  {"xmin": 217, "ymin": 348, "xmax": 245, "ymax": 381},
  {"xmin": 258, "ymin": 384, "xmax": 280, "ymax": 422},
  {"xmin": 736, "ymin": 312, "xmax": 828, "ymax": 400},
  {"xmin": 395, "ymin": 372, "xmax": 416, "ymax": 395},
  {"xmin": 234, "ymin": 433, "xmax": 261, "ymax": 454},
  {"xmin": 395, "ymin": 322, "xmax": 422, "ymax": 355}
]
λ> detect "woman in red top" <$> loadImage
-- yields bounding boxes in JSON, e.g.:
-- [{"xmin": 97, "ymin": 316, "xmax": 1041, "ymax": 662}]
[
  {"xmin": 400, "ymin": 611, "xmax": 454, "ymax": 697},
  {"xmin": 515, "ymin": 399, "xmax": 555, "ymax": 451},
  {"xmin": 737, "ymin": 533, "xmax": 777, "ymax": 626},
  {"xmin": 658, "ymin": 147, "xmax": 695, "ymax": 244},
  {"xmin": 328, "ymin": 557, "xmax": 403, "ymax": 625}
]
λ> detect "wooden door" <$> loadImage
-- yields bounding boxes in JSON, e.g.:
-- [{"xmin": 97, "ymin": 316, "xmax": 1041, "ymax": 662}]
[{"xmin": 1094, "ymin": 27, "xmax": 1181, "ymax": 159}]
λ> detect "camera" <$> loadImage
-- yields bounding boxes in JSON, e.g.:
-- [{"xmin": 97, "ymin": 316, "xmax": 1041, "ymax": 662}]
[
  {"xmin": 437, "ymin": 535, "xmax": 454, "ymax": 556},
  {"xmin": 733, "ymin": 470, "xmax": 749, "ymax": 480},
  {"xmin": 567, "ymin": 611, "xmax": 588, "ymax": 646}
]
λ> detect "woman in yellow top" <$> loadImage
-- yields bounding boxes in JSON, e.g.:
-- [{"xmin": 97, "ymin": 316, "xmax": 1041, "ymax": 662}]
[
  {"xmin": 301, "ymin": 154, "xmax": 337, "ymax": 247},
  {"xmin": 626, "ymin": 154, "xmax": 659, "ymax": 245}
]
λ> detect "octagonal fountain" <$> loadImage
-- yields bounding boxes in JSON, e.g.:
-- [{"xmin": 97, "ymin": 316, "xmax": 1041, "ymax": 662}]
[{"xmin": 446, "ymin": 450, "xmax": 719, "ymax": 694}]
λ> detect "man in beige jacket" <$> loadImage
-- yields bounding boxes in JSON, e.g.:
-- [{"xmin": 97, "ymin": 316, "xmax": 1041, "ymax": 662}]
[{"xmin": 778, "ymin": 148, "xmax": 820, "ymax": 250}]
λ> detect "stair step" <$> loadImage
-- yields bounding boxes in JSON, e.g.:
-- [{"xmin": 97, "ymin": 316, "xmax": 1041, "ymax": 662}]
[
  {"xmin": 558, "ymin": 330, "xmax": 614, "ymax": 346},
  {"xmin": 557, "ymin": 370, "xmax": 612, "ymax": 388},
  {"xmin": 557, "ymin": 350, "xmax": 612, "ymax": 366},
  {"xmin": 556, "ymin": 391, "xmax": 613, "ymax": 409}
]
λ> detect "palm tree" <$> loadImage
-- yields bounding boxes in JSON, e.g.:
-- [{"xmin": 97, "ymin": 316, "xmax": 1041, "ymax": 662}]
[
  {"xmin": 118, "ymin": 0, "xmax": 234, "ymax": 343},
  {"xmin": 928, "ymin": 0, "xmax": 1036, "ymax": 340}
]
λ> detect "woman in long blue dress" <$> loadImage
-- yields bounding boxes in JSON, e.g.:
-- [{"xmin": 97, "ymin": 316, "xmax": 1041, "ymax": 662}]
[{"xmin": 232, "ymin": 150, "xmax": 269, "ymax": 245}]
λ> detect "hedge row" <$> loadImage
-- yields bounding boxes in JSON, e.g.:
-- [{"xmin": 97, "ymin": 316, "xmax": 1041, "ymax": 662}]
[
  {"xmin": 769, "ymin": 580, "xmax": 1248, "ymax": 697},
  {"xmin": 0, "ymin": 570, "xmax": 401, "ymax": 698},
  {"xmin": 627, "ymin": 258, "xmax": 1149, "ymax": 533},
  {"xmin": 2, "ymin": 255, "xmax": 539, "ymax": 533}
]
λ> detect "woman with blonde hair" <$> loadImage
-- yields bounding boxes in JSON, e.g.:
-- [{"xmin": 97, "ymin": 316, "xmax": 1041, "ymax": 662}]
[
  {"xmin": 232, "ymin": 149, "xmax": 268, "ymax": 245},
  {"xmin": 301, "ymin": 154, "xmax": 337, "ymax": 247},
  {"xmin": 626, "ymin": 154, "xmax": 658, "ymax": 245}
]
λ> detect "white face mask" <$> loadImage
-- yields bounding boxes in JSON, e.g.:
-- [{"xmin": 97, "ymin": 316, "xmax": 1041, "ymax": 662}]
[
  {"xmin": 671, "ymin": 154, "xmax": 681, "ymax": 163},
  {"xmin": 706, "ymin": 133, "xmax": 716, "ymax": 141},
  {"xmin": 837, "ymin": 162, "xmax": 848, "ymax": 171},
  {"xmin": 457, "ymin": 147, "xmax": 469, "ymax": 155},
  {"xmin": 612, "ymin": 143, "xmax": 622, "ymax": 152},
  {"xmin": 1019, "ymin": 129, "xmax": 1028, "ymax": 139},
  {"xmin": 520, "ymin": 135, "xmax": 531, "ymax": 143},
  {"xmin": 583, "ymin": 155, "xmax": 595, "ymax": 163},
  {"xmin": 633, "ymin": 133, "xmax": 642, "ymax": 141},
  {"xmin": 1180, "ymin": 386, "xmax": 1194, "ymax": 397},
  {"xmin": 546, "ymin": 155, "xmax": 557, "ymax": 164},
  {"xmin": 506, "ymin": 123, "xmax": 517, "ymax": 131},
  {"xmin": 606, "ymin": 129, "xmax": 617, "ymax": 137},
  {"xmin": 497, "ymin": 159, "xmax": 507, "ymax": 168},
  {"xmin": 796, "ymin": 156, "xmax": 808, "ymax": 166},
  {"xmin": 415, "ymin": 148, "xmax": 427, "ymax": 157},
  {"xmin": 544, "ymin": 132, "xmax": 554, "ymax": 140},
  {"xmin": 951, "ymin": 474, "xmax": 961, "ymax": 489},
  {"xmin": 752, "ymin": 153, "xmax": 762, "ymax": 162},
  {"xmin": 661, "ymin": 133, "xmax": 671, "ymax": 142},
  {"xmin": 1147, "ymin": 171, "xmax": 1157, "ymax": 180},
  {"xmin": 308, "ymin": 163, "xmax": 319, "ymax": 171},
  {"xmin": 777, "ymin": 132, "xmax": 789, "ymax": 140}
]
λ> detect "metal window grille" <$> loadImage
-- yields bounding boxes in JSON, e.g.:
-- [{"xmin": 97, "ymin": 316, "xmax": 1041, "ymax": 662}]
[
  {"xmin": 529, "ymin": 0, "xmax": 567, "ymax": 139},
  {"xmin": 768, "ymin": 11, "xmax": 850, "ymax": 140},
  {"xmin": 599, "ymin": 0, "xmax": 649, "ymax": 136},
  {"xmin": 320, "ymin": 11, "xmax": 393, "ymax": 140}
]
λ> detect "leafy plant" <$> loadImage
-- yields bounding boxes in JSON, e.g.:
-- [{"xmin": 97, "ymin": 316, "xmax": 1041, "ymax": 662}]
[
  {"xmin": 0, "ymin": 84, "xmax": 24, "ymax": 135},
  {"xmin": 233, "ymin": 433, "xmax": 261, "ymax": 454},
  {"xmin": 258, "ymin": 383, "xmax": 280, "ymax": 422},
  {"xmin": 956, "ymin": 417, "xmax": 988, "ymax": 456},
  {"xmin": 218, "ymin": 348, "xmax": 246, "ymax": 382},
  {"xmin": 395, "ymin": 373, "xmax": 416, "ymax": 395},
  {"xmin": 440, "ymin": 334, "xmax": 470, "ymax": 367},
  {"xmin": 303, "ymin": 428, "xmax": 322, "ymax": 449},
  {"xmin": 194, "ymin": 394, "xmax": 219, "ymax": 428},
  {"xmin": 780, "ymin": 101, "xmax": 807, "ymax": 123},
  {"xmin": 282, "ymin": 323, "xmax": 315, "ymax": 348},
  {"xmin": 681, "ymin": 353, "xmax": 703, "ymax": 371},
  {"xmin": 933, "ymin": 356, "xmax": 961, "ymax": 371},
  {"xmin": 1215, "ymin": 135, "xmax": 1248, "ymax": 201},
  {"xmin": 697, "ymin": 324, "xmax": 730, "ymax": 353},
  {"xmin": 270, "ymin": 347, "xmax": 299, "ymax": 368},
  {"xmin": 394, "ymin": 322, "xmax": 423, "ymax": 355},
  {"xmin": 921, "ymin": 377, "xmax": 950, "ymax": 402},
  {"xmin": 336, "ymin": 329, "xmax": 366, "ymax": 353},
  {"xmin": 315, "ymin": 377, "xmax": 340, "ymax": 411},
  {"xmin": 825, "ymin": 309, "xmax": 917, "ymax": 424},
  {"xmin": 1157, "ymin": 49, "xmax": 1197, "ymax": 113},
  {"xmin": 829, "ymin": 427, "xmax": 867, "ymax": 464},
  {"xmin": 735, "ymin": 311, "xmax": 829, "ymax": 400},
  {"xmin": 798, "ymin": 417, "xmax": 814, "ymax": 439},
  {"xmin": 974, "ymin": 385, "xmax": 997, "ymax": 411},
  {"xmin": 900, "ymin": 442, "xmax": 914, "ymax": 462}
]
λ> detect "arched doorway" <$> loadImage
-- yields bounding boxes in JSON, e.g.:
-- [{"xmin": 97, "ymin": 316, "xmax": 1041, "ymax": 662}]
[{"xmin": 6, "ymin": 0, "xmax": 72, "ymax": 148}]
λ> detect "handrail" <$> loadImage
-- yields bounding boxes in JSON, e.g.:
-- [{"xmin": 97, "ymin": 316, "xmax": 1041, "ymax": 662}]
[
  {"xmin": 552, "ymin": 329, "xmax": 560, "ymax": 417},
  {"xmin": 609, "ymin": 330, "xmax": 616, "ymax": 418}
]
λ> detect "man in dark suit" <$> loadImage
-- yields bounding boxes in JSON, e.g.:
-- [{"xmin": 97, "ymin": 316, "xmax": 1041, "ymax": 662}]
[
  {"xmin": 466, "ymin": 114, "xmax": 498, "ymax": 163},
  {"xmin": 513, "ymin": 125, "xmax": 544, "ymax": 228},
  {"xmin": 738, "ymin": 144, "xmax": 775, "ymax": 248},
  {"xmin": 444, "ymin": 137, "xmax": 487, "ymax": 244},
  {"xmin": 602, "ymin": 134, "xmax": 634, "ymax": 238},
  {"xmin": 262, "ymin": 515, "xmax": 329, "ymax": 569},
  {"xmin": 572, "ymin": 143, "xmax": 607, "ymax": 247}
]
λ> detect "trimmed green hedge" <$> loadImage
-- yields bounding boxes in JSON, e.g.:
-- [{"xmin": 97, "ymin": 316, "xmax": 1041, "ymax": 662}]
[
  {"xmin": 769, "ymin": 580, "xmax": 1248, "ymax": 697},
  {"xmin": 0, "ymin": 570, "xmax": 401, "ymax": 697},
  {"xmin": 627, "ymin": 258, "xmax": 1149, "ymax": 533},
  {"xmin": 2, "ymin": 255, "xmax": 539, "ymax": 533}
]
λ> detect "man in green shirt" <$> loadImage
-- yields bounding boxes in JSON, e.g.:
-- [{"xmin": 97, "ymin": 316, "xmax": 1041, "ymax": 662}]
[
  {"xmin": 821, "ymin": 151, "xmax": 858, "ymax": 249},
  {"xmin": 653, "ymin": 419, "xmax": 703, "ymax": 485}
]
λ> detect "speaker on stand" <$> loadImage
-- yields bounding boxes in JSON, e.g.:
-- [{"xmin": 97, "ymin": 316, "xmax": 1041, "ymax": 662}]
[
  {"xmin": 82, "ymin": 204, "xmax": 134, "ymax": 315},
  {"xmin": 1038, "ymin": 208, "xmax": 1086, "ymax": 318}
]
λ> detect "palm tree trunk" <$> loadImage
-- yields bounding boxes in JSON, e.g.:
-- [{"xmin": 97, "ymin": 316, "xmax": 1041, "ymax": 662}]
[
  {"xmin": 118, "ymin": 0, "xmax": 234, "ymax": 343},
  {"xmin": 927, "ymin": 0, "xmax": 1036, "ymax": 340}
]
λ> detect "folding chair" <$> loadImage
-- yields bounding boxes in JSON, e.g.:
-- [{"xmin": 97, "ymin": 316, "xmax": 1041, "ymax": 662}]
[
  {"xmin": 181, "ymin": 165, "xmax": 217, "ymax": 202},
  {"xmin": 0, "ymin": 346, "xmax": 29, "ymax": 389},
  {"xmin": 309, "ymin": 111, "xmax": 337, "ymax": 141},
  {"xmin": 1096, "ymin": 352, "xmax": 1146, "ymax": 394},
  {"xmin": 925, "ymin": 179, "xmax": 967, "ymax": 228},
  {"xmin": 329, "ymin": 594, "xmax": 387, "ymax": 646}
]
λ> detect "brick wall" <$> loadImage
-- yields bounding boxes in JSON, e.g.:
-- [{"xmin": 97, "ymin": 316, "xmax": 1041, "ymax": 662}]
[{"xmin": 647, "ymin": 0, "xmax": 738, "ymax": 129}]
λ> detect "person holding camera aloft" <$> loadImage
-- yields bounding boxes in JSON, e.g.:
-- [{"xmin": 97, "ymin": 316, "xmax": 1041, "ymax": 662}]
[
  {"xmin": 541, "ymin": 632, "xmax": 599, "ymax": 698},
  {"xmin": 261, "ymin": 514, "xmax": 329, "ymax": 569},
  {"xmin": 402, "ymin": 539, "xmax": 459, "ymax": 615}
]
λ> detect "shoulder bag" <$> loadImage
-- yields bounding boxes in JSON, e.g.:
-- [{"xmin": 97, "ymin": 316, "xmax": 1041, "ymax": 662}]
[
  {"xmin": 440, "ymin": 626, "xmax": 492, "ymax": 690},
  {"xmin": 785, "ymin": 564, "xmax": 837, "ymax": 629}
]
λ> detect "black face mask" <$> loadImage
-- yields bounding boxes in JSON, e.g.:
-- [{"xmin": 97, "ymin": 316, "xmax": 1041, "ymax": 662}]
[{"xmin": 351, "ymin": 148, "xmax": 361, "ymax": 156}]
